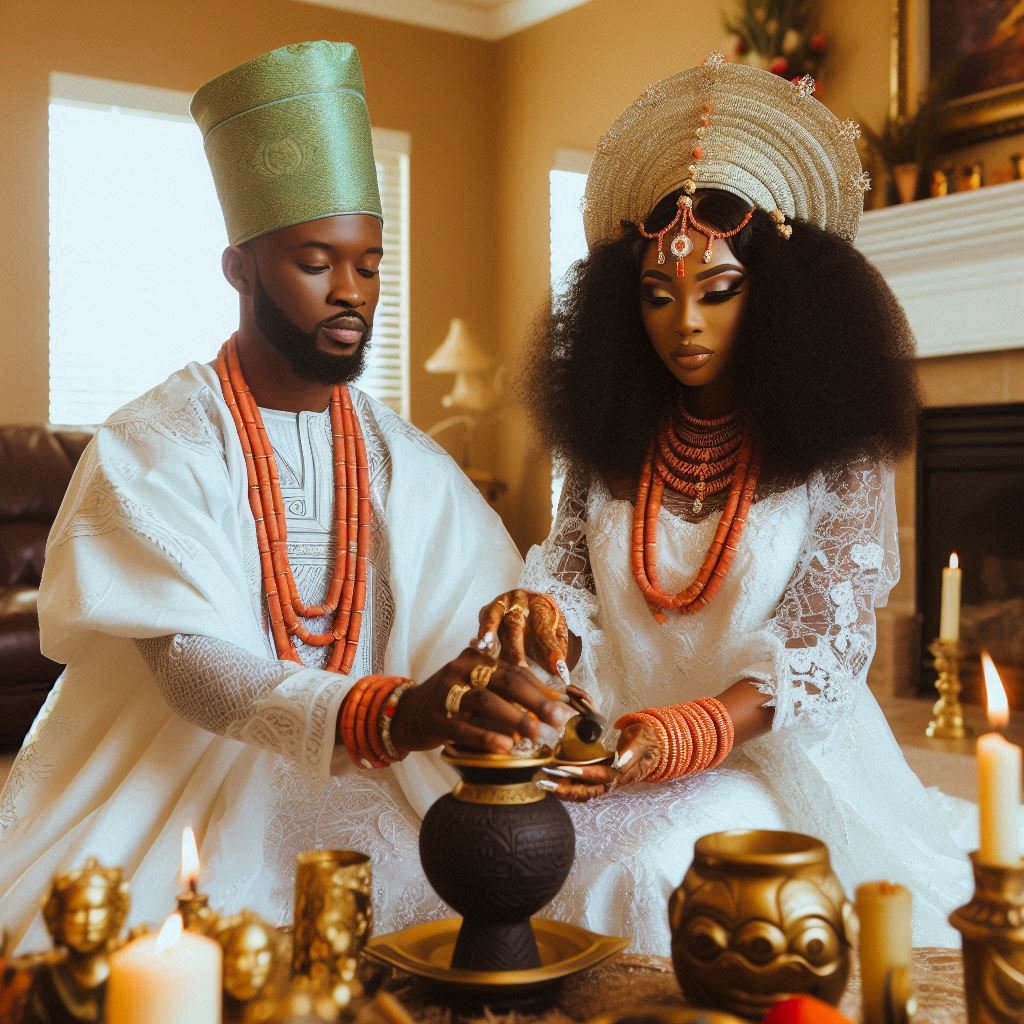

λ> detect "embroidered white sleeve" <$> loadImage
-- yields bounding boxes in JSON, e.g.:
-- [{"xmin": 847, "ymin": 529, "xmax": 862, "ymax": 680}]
[
  {"xmin": 520, "ymin": 463, "xmax": 600, "ymax": 640},
  {"xmin": 135, "ymin": 634, "xmax": 349, "ymax": 779},
  {"xmin": 726, "ymin": 459, "xmax": 899, "ymax": 733}
]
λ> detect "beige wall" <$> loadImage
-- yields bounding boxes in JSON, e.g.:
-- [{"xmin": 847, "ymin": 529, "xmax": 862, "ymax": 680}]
[
  {"xmin": 2, "ymin": 0, "xmax": 1021, "ymax": 553},
  {"xmin": 490, "ymin": 0, "xmax": 1024, "ymax": 548},
  {"xmin": 0, "ymin": 0, "xmax": 497, "ymax": 435},
  {"xmin": 491, "ymin": 0, "xmax": 899, "ymax": 547}
]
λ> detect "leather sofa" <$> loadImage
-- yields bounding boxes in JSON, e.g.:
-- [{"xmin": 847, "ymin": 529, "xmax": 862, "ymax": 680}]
[{"xmin": 0, "ymin": 426, "xmax": 92, "ymax": 751}]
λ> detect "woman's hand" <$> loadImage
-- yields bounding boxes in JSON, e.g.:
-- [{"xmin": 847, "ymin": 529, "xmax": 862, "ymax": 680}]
[
  {"xmin": 537, "ymin": 720, "xmax": 662, "ymax": 802},
  {"xmin": 476, "ymin": 590, "xmax": 570, "ymax": 674},
  {"xmin": 389, "ymin": 648, "xmax": 574, "ymax": 755}
]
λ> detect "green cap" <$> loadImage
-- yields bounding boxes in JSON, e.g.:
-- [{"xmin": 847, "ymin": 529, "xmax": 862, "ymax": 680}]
[{"xmin": 190, "ymin": 41, "xmax": 382, "ymax": 246}]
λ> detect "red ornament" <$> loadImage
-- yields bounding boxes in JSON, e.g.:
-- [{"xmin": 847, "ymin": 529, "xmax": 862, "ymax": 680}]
[
  {"xmin": 731, "ymin": 33, "xmax": 749, "ymax": 56},
  {"xmin": 769, "ymin": 56, "xmax": 790, "ymax": 75},
  {"xmin": 809, "ymin": 32, "xmax": 827, "ymax": 54},
  {"xmin": 764, "ymin": 996, "xmax": 854, "ymax": 1024}
]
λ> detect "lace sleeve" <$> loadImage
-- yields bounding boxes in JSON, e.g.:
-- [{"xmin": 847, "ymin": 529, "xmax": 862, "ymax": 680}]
[
  {"xmin": 520, "ymin": 464, "xmax": 599, "ymax": 638},
  {"xmin": 726, "ymin": 459, "xmax": 900, "ymax": 733},
  {"xmin": 134, "ymin": 634, "xmax": 350, "ymax": 779}
]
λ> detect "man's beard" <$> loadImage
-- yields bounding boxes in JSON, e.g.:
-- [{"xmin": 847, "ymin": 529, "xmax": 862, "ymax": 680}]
[{"xmin": 252, "ymin": 273, "xmax": 371, "ymax": 386}]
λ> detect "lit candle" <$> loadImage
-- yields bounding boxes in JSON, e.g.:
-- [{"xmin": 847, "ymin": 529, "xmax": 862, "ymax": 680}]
[
  {"xmin": 176, "ymin": 825, "xmax": 216, "ymax": 933},
  {"xmin": 938, "ymin": 551, "xmax": 962, "ymax": 641},
  {"xmin": 855, "ymin": 881, "xmax": 912, "ymax": 1024},
  {"xmin": 181, "ymin": 825, "xmax": 199, "ymax": 894},
  {"xmin": 106, "ymin": 912, "xmax": 221, "ymax": 1024},
  {"xmin": 978, "ymin": 652, "xmax": 1022, "ymax": 866}
]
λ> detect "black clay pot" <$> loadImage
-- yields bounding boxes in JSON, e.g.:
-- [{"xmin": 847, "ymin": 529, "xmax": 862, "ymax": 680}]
[{"xmin": 419, "ymin": 747, "xmax": 576, "ymax": 973}]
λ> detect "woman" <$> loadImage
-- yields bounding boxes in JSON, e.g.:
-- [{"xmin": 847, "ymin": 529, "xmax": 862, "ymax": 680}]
[{"xmin": 490, "ymin": 54, "xmax": 985, "ymax": 952}]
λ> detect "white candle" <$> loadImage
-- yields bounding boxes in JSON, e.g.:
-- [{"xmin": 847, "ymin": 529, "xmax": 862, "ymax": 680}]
[
  {"xmin": 938, "ymin": 551, "xmax": 961, "ymax": 641},
  {"xmin": 855, "ymin": 881, "xmax": 912, "ymax": 1024},
  {"xmin": 978, "ymin": 652, "xmax": 1022, "ymax": 866},
  {"xmin": 106, "ymin": 913, "xmax": 221, "ymax": 1024}
]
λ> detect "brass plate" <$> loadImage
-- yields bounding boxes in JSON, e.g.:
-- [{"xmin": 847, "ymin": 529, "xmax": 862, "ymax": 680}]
[{"xmin": 364, "ymin": 918, "xmax": 628, "ymax": 989}]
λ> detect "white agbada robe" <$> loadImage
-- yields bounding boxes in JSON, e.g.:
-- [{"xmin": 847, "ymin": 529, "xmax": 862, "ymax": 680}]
[{"xmin": 0, "ymin": 362, "xmax": 521, "ymax": 951}]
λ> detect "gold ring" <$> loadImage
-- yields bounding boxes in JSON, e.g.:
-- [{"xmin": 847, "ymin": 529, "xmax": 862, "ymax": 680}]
[
  {"xmin": 504, "ymin": 605, "xmax": 529, "ymax": 623},
  {"xmin": 469, "ymin": 664, "xmax": 497, "ymax": 689},
  {"xmin": 444, "ymin": 684, "xmax": 471, "ymax": 718}
]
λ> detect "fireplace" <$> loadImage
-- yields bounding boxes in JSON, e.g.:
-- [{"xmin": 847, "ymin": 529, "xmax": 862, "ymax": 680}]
[{"xmin": 915, "ymin": 403, "xmax": 1024, "ymax": 706}]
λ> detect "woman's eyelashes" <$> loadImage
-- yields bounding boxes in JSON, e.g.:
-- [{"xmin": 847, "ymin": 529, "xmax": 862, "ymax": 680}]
[{"xmin": 641, "ymin": 281, "xmax": 745, "ymax": 306}]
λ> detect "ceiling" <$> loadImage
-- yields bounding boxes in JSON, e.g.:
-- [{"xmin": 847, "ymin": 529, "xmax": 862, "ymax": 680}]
[{"xmin": 295, "ymin": 0, "xmax": 594, "ymax": 40}]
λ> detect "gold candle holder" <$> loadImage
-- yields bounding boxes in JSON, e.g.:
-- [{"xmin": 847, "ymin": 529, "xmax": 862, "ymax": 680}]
[
  {"xmin": 925, "ymin": 639, "xmax": 972, "ymax": 740},
  {"xmin": 176, "ymin": 889, "xmax": 219, "ymax": 935},
  {"xmin": 949, "ymin": 853, "xmax": 1024, "ymax": 1024},
  {"xmin": 291, "ymin": 851, "xmax": 372, "ymax": 991}
]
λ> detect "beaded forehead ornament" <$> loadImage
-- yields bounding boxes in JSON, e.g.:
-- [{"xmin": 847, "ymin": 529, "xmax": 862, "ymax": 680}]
[{"xmin": 584, "ymin": 52, "xmax": 868, "ymax": 264}]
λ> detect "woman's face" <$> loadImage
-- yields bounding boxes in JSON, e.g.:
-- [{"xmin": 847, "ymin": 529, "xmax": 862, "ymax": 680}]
[{"xmin": 640, "ymin": 234, "xmax": 748, "ymax": 392}]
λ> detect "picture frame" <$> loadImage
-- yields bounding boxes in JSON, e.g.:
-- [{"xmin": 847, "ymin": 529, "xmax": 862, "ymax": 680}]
[{"xmin": 891, "ymin": 0, "xmax": 1024, "ymax": 147}]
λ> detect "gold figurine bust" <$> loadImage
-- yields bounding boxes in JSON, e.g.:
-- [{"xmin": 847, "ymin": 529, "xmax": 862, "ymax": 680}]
[
  {"xmin": 669, "ymin": 830, "xmax": 853, "ymax": 1020},
  {"xmin": 214, "ymin": 911, "xmax": 289, "ymax": 1020},
  {"xmin": 26, "ymin": 857, "xmax": 130, "ymax": 1024}
]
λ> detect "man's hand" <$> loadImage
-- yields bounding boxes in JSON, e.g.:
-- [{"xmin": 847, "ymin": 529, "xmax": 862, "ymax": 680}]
[
  {"xmin": 476, "ymin": 590, "xmax": 570, "ymax": 674},
  {"xmin": 389, "ymin": 648, "xmax": 575, "ymax": 755},
  {"xmin": 538, "ymin": 720, "xmax": 661, "ymax": 802}
]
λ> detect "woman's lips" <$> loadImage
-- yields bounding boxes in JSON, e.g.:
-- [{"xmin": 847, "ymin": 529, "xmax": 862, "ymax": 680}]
[{"xmin": 671, "ymin": 343, "xmax": 713, "ymax": 369}]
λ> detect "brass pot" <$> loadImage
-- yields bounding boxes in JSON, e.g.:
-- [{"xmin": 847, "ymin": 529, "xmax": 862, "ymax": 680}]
[{"xmin": 669, "ymin": 830, "xmax": 853, "ymax": 1021}]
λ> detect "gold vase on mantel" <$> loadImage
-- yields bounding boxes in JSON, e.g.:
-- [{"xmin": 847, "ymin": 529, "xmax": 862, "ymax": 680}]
[
  {"xmin": 949, "ymin": 853, "xmax": 1024, "ymax": 1024},
  {"xmin": 669, "ymin": 830, "xmax": 853, "ymax": 1020},
  {"xmin": 892, "ymin": 163, "xmax": 919, "ymax": 204}
]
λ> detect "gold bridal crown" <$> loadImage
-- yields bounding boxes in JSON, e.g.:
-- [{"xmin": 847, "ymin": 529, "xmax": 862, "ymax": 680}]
[{"xmin": 583, "ymin": 52, "xmax": 868, "ymax": 265}]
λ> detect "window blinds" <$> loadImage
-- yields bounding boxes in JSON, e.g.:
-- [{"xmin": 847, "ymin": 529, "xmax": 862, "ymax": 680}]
[{"xmin": 48, "ymin": 84, "xmax": 410, "ymax": 425}]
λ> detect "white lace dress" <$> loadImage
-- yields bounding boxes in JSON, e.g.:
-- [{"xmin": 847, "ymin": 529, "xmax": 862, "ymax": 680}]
[{"xmin": 522, "ymin": 460, "xmax": 981, "ymax": 952}]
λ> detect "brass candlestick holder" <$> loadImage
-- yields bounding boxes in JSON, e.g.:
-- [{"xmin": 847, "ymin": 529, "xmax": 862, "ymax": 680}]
[
  {"xmin": 177, "ymin": 887, "xmax": 219, "ymax": 935},
  {"xmin": 925, "ymin": 639, "xmax": 972, "ymax": 740},
  {"xmin": 949, "ymin": 853, "xmax": 1024, "ymax": 1024}
]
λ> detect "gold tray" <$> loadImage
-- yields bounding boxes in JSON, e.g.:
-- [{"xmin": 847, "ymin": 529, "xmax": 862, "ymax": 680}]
[{"xmin": 364, "ymin": 917, "xmax": 628, "ymax": 990}]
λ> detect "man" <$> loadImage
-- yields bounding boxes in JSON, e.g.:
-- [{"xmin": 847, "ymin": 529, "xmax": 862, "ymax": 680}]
[{"xmin": 0, "ymin": 41, "xmax": 568, "ymax": 950}]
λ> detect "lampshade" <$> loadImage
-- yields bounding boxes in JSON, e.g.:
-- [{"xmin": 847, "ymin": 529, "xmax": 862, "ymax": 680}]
[
  {"xmin": 425, "ymin": 318, "xmax": 493, "ymax": 375},
  {"xmin": 442, "ymin": 372, "xmax": 499, "ymax": 413}
]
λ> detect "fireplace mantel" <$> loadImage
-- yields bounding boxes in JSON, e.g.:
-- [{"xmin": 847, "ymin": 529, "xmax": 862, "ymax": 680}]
[{"xmin": 856, "ymin": 180, "xmax": 1024, "ymax": 359}]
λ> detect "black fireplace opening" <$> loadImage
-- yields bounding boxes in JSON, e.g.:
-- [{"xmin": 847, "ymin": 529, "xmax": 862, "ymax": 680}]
[{"xmin": 916, "ymin": 403, "xmax": 1024, "ymax": 707}]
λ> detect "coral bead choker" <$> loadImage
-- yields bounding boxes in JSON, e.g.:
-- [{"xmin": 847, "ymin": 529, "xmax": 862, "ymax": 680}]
[
  {"xmin": 631, "ymin": 406, "xmax": 760, "ymax": 621},
  {"xmin": 215, "ymin": 335, "xmax": 370, "ymax": 673}
]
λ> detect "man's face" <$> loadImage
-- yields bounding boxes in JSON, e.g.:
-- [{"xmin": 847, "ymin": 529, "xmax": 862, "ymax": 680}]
[{"xmin": 247, "ymin": 214, "xmax": 384, "ymax": 386}]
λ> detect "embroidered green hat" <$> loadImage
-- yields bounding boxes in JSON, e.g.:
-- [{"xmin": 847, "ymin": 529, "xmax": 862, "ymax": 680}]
[{"xmin": 190, "ymin": 41, "xmax": 382, "ymax": 246}]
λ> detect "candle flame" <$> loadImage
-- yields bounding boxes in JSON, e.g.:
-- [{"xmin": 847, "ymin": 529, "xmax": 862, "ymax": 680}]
[
  {"xmin": 180, "ymin": 826, "xmax": 199, "ymax": 891},
  {"xmin": 982, "ymin": 651, "xmax": 1009, "ymax": 730},
  {"xmin": 949, "ymin": 551, "xmax": 959, "ymax": 569},
  {"xmin": 155, "ymin": 912, "xmax": 183, "ymax": 954}
]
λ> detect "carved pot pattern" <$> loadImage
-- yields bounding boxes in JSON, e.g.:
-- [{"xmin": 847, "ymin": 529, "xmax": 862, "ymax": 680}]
[
  {"xmin": 669, "ymin": 830, "xmax": 853, "ymax": 1020},
  {"xmin": 419, "ymin": 750, "xmax": 575, "ymax": 972}
]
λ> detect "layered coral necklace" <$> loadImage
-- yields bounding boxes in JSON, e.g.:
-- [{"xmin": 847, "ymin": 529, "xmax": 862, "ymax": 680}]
[
  {"xmin": 631, "ymin": 404, "xmax": 760, "ymax": 622},
  {"xmin": 215, "ymin": 334, "xmax": 370, "ymax": 674}
]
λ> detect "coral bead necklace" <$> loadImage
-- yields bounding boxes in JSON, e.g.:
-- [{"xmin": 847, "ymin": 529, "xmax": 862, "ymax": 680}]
[
  {"xmin": 215, "ymin": 334, "xmax": 370, "ymax": 673},
  {"xmin": 631, "ymin": 404, "xmax": 760, "ymax": 622}
]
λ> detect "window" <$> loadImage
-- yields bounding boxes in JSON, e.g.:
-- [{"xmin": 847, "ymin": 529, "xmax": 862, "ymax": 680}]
[
  {"xmin": 48, "ymin": 73, "xmax": 410, "ymax": 425},
  {"xmin": 548, "ymin": 148, "xmax": 590, "ymax": 518}
]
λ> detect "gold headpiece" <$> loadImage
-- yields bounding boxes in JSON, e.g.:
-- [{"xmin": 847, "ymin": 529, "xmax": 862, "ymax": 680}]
[{"xmin": 584, "ymin": 53, "xmax": 868, "ymax": 259}]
